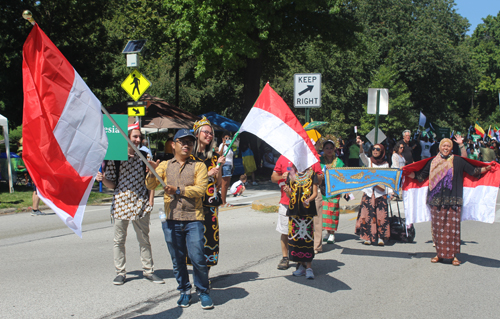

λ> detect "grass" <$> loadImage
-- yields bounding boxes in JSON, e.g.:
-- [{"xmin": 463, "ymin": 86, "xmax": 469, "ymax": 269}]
[{"xmin": 0, "ymin": 183, "xmax": 111, "ymax": 211}]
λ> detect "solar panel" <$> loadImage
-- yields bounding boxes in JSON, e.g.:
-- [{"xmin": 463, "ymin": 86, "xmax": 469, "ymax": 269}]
[{"xmin": 122, "ymin": 40, "xmax": 147, "ymax": 54}]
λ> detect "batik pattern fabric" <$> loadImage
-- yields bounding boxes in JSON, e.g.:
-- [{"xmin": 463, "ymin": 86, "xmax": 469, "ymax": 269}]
[
  {"xmin": 355, "ymin": 193, "xmax": 390, "ymax": 243},
  {"xmin": 286, "ymin": 169, "xmax": 317, "ymax": 262},
  {"xmin": 105, "ymin": 156, "xmax": 152, "ymax": 221},
  {"xmin": 188, "ymin": 153, "xmax": 220, "ymax": 267},
  {"xmin": 431, "ymin": 205, "xmax": 461, "ymax": 259}
]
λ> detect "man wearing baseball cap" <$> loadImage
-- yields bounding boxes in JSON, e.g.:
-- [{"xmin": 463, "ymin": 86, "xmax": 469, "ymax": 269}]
[{"xmin": 146, "ymin": 128, "xmax": 212, "ymax": 309}]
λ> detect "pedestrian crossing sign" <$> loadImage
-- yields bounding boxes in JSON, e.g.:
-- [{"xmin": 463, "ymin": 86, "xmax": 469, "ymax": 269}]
[{"xmin": 121, "ymin": 69, "xmax": 151, "ymax": 101}]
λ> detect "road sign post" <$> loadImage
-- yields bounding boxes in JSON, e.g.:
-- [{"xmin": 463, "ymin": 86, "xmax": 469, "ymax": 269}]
[
  {"xmin": 367, "ymin": 88, "xmax": 389, "ymax": 144},
  {"xmin": 294, "ymin": 73, "xmax": 321, "ymax": 124}
]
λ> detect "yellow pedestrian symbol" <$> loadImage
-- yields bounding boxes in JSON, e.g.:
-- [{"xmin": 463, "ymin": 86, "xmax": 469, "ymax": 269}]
[{"xmin": 121, "ymin": 70, "xmax": 151, "ymax": 101}]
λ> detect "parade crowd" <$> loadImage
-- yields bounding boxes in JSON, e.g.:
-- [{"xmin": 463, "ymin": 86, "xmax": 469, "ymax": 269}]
[{"xmin": 94, "ymin": 120, "xmax": 495, "ymax": 310}]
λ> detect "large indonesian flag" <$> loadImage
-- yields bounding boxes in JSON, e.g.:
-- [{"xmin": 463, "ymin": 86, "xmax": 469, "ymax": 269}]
[
  {"xmin": 22, "ymin": 25, "xmax": 108, "ymax": 236},
  {"xmin": 402, "ymin": 157, "xmax": 500, "ymax": 225},
  {"xmin": 239, "ymin": 83, "xmax": 319, "ymax": 172}
]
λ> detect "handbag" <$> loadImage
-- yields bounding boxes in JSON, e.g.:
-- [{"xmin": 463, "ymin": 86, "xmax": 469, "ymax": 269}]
[{"xmin": 388, "ymin": 196, "xmax": 415, "ymax": 243}]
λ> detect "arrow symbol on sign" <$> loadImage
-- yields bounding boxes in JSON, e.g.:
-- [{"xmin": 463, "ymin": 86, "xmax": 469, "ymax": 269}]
[
  {"xmin": 132, "ymin": 108, "xmax": 140, "ymax": 114},
  {"xmin": 299, "ymin": 85, "xmax": 314, "ymax": 96}
]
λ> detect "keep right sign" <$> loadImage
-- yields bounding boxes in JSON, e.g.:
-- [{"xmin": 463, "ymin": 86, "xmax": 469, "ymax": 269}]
[{"xmin": 294, "ymin": 73, "xmax": 321, "ymax": 108}]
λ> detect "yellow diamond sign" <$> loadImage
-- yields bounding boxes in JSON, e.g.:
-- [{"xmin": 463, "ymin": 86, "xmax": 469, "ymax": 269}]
[{"xmin": 121, "ymin": 69, "xmax": 151, "ymax": 101}]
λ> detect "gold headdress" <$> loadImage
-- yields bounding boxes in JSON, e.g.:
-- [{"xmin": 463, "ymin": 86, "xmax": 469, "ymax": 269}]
[
  {"xmin": 318, "ymin": 134, "xmax": 340, "ymax": 149},
  {"xmin": 193, "ymin": 116, "xmax": 212, "ymax": 132}
]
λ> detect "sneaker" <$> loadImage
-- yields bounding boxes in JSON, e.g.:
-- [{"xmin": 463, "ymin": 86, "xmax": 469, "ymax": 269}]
[
  {"xmin": 305, "ymin": 268, "xmax": 315, "ymax": 279},
  {"xmin": 327, "ymin": 234, "xmax": 335, "ymax": 244},
  {"xmin": 378, "ymin": 238, "xmax": 385, "ymax": 246},
  {"xmin": 277, "ymin": 257, "xmax": 289, "ymax": 270},
  {"xmin": 31, "ymin": 210, "xmax": 45, "ymax": 216},
  {"xmin": 199, "ymin": 292, "xmax": 214, "ymax": 309},
  {"xmin": 113, "ymin": 275, "xmax": 126, "ymax": 285},
  {"xmin": 322, "ymin": 233, "xmax": 329, "ymax": 242},
  {"xmin": 177, "ymin": 294, "xmax": 192, "ymax": 308},
  {"xmin": 293, "ymin": 264, "xmax": 306, "ymax": 276},
  {"xmin": 144, "ymin": 273, "xmax": 165, "ymax": 284},
  {"xmin": 363, "ymin": 240, "xmax": 371, "ymax": 245}
]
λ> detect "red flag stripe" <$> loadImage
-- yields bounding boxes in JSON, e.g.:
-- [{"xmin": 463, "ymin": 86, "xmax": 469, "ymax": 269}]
[
  {"xmin": 22, "ymin": 25, "xmax": 73, "ymax": 130},
  {"xmin": 253, "ymin": 83, "xmax": 318, "ymax": 162}
]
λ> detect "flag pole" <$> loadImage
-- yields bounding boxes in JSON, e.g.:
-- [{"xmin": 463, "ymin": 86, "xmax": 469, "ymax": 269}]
[
  {"xmin": 217, "ymin": 132, "xmax": 240, "ymax": 167},
  {"xmin": 101, "ymin": 105, "xmax": 167, "ymax": 188}
]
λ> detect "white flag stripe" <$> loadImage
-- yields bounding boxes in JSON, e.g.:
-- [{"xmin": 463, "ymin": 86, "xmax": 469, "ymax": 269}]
[
  {"xmin": 403, "ymin": 185, "xmax": 497, "ymax": 225},
  {"xmin": 462, "ymin": 185, "xmax": 497, "ymax": 223},
  {"xmin": 239, "ymin": 107, "xmax": 318, "ymax": 172},
  {"xmin": 53, "ymin": 71, "xmax": 108, "ymax": 177}
]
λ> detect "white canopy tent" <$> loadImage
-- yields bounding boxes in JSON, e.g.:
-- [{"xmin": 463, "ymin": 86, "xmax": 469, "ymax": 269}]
[{"xmin": 0, "ymin": 114, "xmax": 14, "ymax": 193}]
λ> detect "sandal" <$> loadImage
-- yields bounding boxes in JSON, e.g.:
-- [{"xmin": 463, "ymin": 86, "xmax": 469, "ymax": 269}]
[
  {"xmin": 452, "ymin": 258, "xmax": 461, "ymax": 266},
  {"xmin": 431, "ymin": 256, "xmax": 441, "ymax": 263},
  {"xmin": 222, "ymin": 203, "xmax": 233, "ymax": 208}
]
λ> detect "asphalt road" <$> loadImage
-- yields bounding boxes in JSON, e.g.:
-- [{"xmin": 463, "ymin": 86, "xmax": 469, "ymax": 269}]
[{"xmin": 1, "ymin": 184, "xmax": 500, "ymax": 319}]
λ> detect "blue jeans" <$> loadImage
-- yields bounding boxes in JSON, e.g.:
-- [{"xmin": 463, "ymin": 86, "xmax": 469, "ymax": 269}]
[
  {"xmin": 162, "ymin": 220, "xmax": 209, "ymax": 293},
  {"xmin": 222, "ymin": 164, "xmax": 232, "ymax": 178}
]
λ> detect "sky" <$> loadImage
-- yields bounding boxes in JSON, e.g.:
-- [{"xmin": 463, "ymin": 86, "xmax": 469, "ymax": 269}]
[{"xmin": 454, "ymin": 0, "xmax": 500, "ymax": 35}]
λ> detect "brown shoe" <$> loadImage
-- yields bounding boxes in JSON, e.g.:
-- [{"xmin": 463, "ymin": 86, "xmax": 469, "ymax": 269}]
[
  {"xmin": 277, "ymin": 257, "xmax": 289, "ymax": 270},
  {"xmin": 452, "ymin": 258, "xmax": 461, "ymax": 266},
  {"xmin": 431, "ymin": 256, "xmax": 441, "ymax": 263}
]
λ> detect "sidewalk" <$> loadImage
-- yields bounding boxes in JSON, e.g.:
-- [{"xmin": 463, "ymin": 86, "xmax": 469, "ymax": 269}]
[{"xmin": 251, "ymin": 190, "xmax": 365, "ymax": 214}]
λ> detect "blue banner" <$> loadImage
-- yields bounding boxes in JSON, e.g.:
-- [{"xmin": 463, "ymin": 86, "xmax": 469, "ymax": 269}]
[{"xmin": 324, "ymin": 167, "xmax": 402, "ymax": 197}]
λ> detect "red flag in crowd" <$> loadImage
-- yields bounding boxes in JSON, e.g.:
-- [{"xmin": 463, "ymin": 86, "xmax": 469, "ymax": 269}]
[{"xmin": 238, "ymin": 83, "xmax": 319, "ymax": 172}]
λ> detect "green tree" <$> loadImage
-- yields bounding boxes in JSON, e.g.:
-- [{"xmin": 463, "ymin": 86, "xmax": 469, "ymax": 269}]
[
  {"xmin": 353, "ymin": 0, "xmax": 476, "ymax": 122},
  {"xmin": 470, "ymin": 11, "xmax": 500, "ymax": 118},
  {"xmin": 161, "ymin": 0, "xmax": 362, "ymax": 115}
]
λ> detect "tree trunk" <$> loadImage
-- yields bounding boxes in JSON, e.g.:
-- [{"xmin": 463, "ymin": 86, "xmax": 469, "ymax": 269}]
[{"xmin": 243, "ymin": 55, "xmax": 264, "ymax": 174}]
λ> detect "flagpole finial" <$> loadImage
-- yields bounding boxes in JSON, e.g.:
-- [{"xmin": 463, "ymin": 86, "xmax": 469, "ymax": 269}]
[{"xmin": 22, "ymin": 10, "xmax": 36, "ymax": 25}]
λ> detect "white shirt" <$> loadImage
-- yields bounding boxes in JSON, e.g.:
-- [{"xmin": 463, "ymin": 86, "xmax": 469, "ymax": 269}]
[
  {"xmin": 230, "ymin": 180, "xmax": 243, "ymax": 194},
  {"xmin": 391, "ymin": 153, "xmax": 406, "ymax": 169},
  {"xmin": 359, "ymin": 152, "xmax": 393, "ymax": 198},
  {"xmin": 139, "ymin": 146, "xmax": 152, "ymax": 159},
  {"xmin": 420, "ymin": 140, "xmax": 432, "ymax": 158},
  {"xmin": 218, "ymin": 143, "xmax": 233, "ymax": 166}
]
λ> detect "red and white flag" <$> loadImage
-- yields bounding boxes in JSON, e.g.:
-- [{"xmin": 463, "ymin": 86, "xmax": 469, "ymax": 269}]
[
  {"xmin": 22, "ymin": 25, "xmax": 108, "ymax": 237},
  {"xmin": 239, "ymin": 83, "xmax": 319, "ymax": 172},
  {"xmin": 402, "ymin": 157, "xmax": 500, "ymax": 225}
]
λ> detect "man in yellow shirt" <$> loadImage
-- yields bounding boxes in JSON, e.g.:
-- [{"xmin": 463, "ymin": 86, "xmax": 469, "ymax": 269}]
[{"xmin": 146, "ymin": 128, "xmax": 212, "ymax": 309}]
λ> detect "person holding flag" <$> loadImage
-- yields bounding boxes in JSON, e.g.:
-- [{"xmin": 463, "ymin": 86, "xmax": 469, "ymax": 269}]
[
  {"xmin": 96, "ymin": 124, "xmax": 162, "ymax": 286},
  {"xmin": 188, "ymin": 117, "xmax": 226, "ymax": 278},
  {"xmin": 406, "ymin": 138, "xmax": 493, "ymax": 265}
]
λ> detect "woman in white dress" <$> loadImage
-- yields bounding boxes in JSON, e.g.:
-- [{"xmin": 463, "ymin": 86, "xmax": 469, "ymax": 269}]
[{"xmin": 391, "ymin": 141, "xmax": 406, "ymax": 168}]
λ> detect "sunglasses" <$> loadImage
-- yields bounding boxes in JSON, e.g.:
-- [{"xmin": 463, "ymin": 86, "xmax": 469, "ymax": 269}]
[
  {"xmin": 200, "ymin": 130, "xmax": 213, "ymax": 136},
  {"xmin": 373, "ymin": 147, "xmax": 382, "ymax": 151}
]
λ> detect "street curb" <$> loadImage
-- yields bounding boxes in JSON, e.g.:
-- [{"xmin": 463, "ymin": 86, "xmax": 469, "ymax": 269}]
[{"xmin": 251, "ymin": 198, "xmax": 360, "ymax": 214}]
